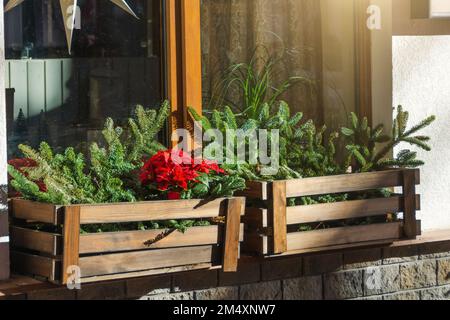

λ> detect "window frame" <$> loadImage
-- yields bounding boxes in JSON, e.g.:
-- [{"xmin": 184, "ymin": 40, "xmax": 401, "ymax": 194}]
[
  {"xmin": 165, "ymin": 0, "xmax": 202, "ymax": 138},
  {"xmin": 169, "ymin": 0, "xmax": 373, "ymax": 129}
]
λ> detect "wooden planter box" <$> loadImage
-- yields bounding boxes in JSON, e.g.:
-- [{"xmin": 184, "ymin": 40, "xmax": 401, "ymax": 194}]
[
  {"xmin": 241, "ymin": 169, "xmax": 421, "ymax": 256},
  {"xmin": 9, "ymin": 197, "xmax": 245, "ymax": 284},
  {"xmin": 0, "ymin": 212, "xmax": 10, "ymax": 280}
]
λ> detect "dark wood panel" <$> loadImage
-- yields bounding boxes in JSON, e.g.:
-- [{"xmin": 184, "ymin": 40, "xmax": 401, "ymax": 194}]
[
  {"xmin": 79, "ymin": 245, "xmax": 220, "ymax": 277},
  {"xmin": 10, "ymin": 227, "xmax": 61, "ymax": 256}
]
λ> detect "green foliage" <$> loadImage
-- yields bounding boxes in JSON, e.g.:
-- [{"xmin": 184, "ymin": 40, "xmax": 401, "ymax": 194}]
[
  {"xmin": 342, "ymin": 106, "xmax": 436, "ymax": 172},
  {"xmin": 185, "ymin": 172, "xmax": 246, "ymax": 200},
  {"xmin": 190, "ymin": 100, "xmax": 343, "ymax": 181},
  {"xmin": 9, "ymin": 102, "xmax": 171, "ymax": 205},
  {"xmin": 206, "ymin": 51, "xmax": 313, "ymax": 115},
  {"xmin": 286, "ymin": 119, "xmax": 342, "ymax": 178}
]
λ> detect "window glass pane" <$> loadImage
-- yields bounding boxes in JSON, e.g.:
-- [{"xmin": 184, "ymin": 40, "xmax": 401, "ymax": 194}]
[
  {"xmin": 5, "ymin": 0, "xmax": 163, "ymax": 159},
  {"xmin": 201, "ymin": 0, "xmax": 389, "ymax": 129}
]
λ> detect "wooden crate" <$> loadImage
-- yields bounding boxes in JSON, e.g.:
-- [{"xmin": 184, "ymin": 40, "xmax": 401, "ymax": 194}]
[
  {"xmin": 241, "ymin": 169, "xmax": 421, "ymax": 256},
  {"xmin": 0, "ymin": 213, "xmax": 10, "ymax": 280},
  {"xmin": 9, "ymin": 197, "xmax": 245, "ymax": 284}
]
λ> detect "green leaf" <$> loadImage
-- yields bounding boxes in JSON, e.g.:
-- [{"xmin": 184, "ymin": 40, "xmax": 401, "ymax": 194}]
[
  {"xmin": 350, "ymin": 112, "xmax": 359, "ymax": 129},
  {"xmin": 341, "ymin": 127, "xmax": 355, "ymax": 136}
]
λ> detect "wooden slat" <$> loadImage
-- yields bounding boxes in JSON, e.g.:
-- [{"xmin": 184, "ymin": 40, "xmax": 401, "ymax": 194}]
[
  {"xmin": 78, "ymin": 198, "xmax": 229, "ymax": 224},
  {"xmin": 62, "ymin": 207, "xmax": 80, "ymax": 285},
  {"xmin": 10, "ymin": 251, "xmax": 59, "ymax": 283},
  {"xmin": 239, "ymin": 181, "xmax": 268, "ymax": 200},
  {"xmin": 222, "ymin": 198, "xmax": 242, "ymax": 272},
  {"xmin": 284, "ymin": 169, "xmax": 420, "ymax": 198},
  {"xmin": 286, "ymin": 195, "xmax": 421, "ymax": 225},
  {"xmin": 287, "ymin": 222, "xmax": 402, "ymax": 252},
  {"xmin": 81, "ymin": 263, "xmax": 218, "ymax": 284},
  {"xmin": 79, "ymin": 225, "xmax": 243, "ymax": 254},
  {"xmin": 79, "ymin": 245, "xmax": 220, "ymax": 277},
  {"xmin": 268, "ymin": 181, "xmax": 287, "ymax": 254},
  {"xmin": 10, "ymin": 227, "xmax": 61, "ymax": 256},
  {"xmin": 241, "ymin": 233, "xmax": 267, "ymax": 256},
  {"xmin": 403, "ymin": 169, "xmax": 417, "ymax": 238},
  {"xmin": 11, "ymin": 199, "xmax": 61, "ymax": 225},
  {"xmin": 276, "ymin": 239, "xmax": 395, "ymax": 257},
  {"xmin": 242, "ymin": 207, "xmax": 268, "ymax": 230}
]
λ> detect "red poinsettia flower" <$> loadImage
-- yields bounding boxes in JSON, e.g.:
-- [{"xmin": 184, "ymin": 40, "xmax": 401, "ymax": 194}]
[
  {"xmin": 140, "ymin": 149, "xmax": 226, "ymax": 200},
  {"xmin": 167, "ymin": 191, "xmax": 181, "ymax": 200}
]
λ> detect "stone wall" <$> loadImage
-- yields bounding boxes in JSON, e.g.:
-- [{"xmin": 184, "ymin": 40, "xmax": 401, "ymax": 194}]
[
  {"xmin": 137, "ymin": 240, "xmax": 450, "ymax": 301},
  {"xmin": 2, "ymin": 231, "xmax": 450, "ymax": 300}
]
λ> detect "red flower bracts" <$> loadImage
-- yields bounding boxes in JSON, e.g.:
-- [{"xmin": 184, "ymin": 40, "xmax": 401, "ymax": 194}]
[
  {"xmin": 8, "ymin": 158, "xmax": 47, "ymax": 196},
  {"xmin": 140, "ymin": 149, "xmax": 225, "ymax": 199}
]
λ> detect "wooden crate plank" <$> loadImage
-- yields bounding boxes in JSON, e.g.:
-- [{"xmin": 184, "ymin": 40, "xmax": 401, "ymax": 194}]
[
  {"xmin": 284, "ymin": 169, "xmax": 420, "ymax": 198},
  {"xmin": 287, "ymin": 197, "xmax": 401, "ymax": 225},
  {"xmin": 287, "ymin": 222, "xmax": 402, "ymax": 252},
  {"xmin": 403, "ymin": 170, "xmax": 417, "ymax": 238},
  {"xmin": 79, "ymin": 226, "xmax": 222, "ymax": 254},
  {"xmin": 242, "ymin": 207, "xmax": 268, "ymax": 230},
  {"xmin": 79, "ymin": 245, "xmax": 220, "ymax": 277},
  {"xmin": 10, "ymin": 251, "xmax": 59, "ymax": 282},
  {"xmin": 275, "ymin": 239, "xmax": 395, "ymax": 257},
  {"xmin": 81, "ymin": 263, "xmax": 217, "ymax": 284},
  {"xmin": 10, "ymin": 227, "xmax": 61, "ymax": 256},
  {"xmin": 241, "ymin": 232, "xmax": 267, "ymax": 256},
  {"xmin": 287, "ymin": 195, "xmax": 422, "ymax": 225},
  {"xmin": 11, "ymin": 199, "xmax": 61, "ymax": 225},
  {"xmin": 268, "ymin": 181, "xmax": 287, "ymax": 254},
  {"xmin": 239, "ymin": 181, "xmax": 268, "ymax": 200},
  {"xmin": 222, "ymin": 198, "xmax": 242, "ymax": 272},
  {"xmin": 62, "ymin": 206, "xmax": 80, "ymax": 285},
  {"xmin": 78, "ymin": 198, "xmax": 230, "ymax": 224}
]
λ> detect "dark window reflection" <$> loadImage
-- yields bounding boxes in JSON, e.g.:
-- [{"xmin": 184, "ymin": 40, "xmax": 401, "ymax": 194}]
[{"xmin": 5, "ymin": 0, "xmax": 163, "ymax": 158}]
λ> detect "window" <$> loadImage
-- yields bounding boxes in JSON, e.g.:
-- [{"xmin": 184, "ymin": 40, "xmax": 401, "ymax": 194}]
[
  {"xmin": 5, "ymin": 0, "xmax": 163, "ymax": 158},
  {"xmin": 201, "ymin": 0, "xmax": 385, "ymax": 130}
]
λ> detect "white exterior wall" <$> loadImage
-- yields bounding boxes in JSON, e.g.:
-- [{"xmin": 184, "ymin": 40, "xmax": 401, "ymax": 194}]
[
  {"xmin": 0, "ymin": 4, "xmax": 7, "ymax": 213},
  {"xmin": 393, "ymin": 36, "xmax": 450, "ymax": 231},
  {"xmin": 0, "ymin": 2, "xmax": 10, "ymax": 280}
]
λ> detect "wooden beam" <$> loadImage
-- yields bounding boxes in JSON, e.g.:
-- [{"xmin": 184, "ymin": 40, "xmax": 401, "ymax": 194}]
[
  {"xmin": 402, "ymin": 169, "xmax": 418, "ymax": 238},
  {"xmin": 180, "ymin": 0, "xmax": 203, "ymax": 133},
  {"xmin": 354, "ymin": 0, "xmax": 373, "ymax": 123},
  {"xmin": 222, "ymin": 198, "xmax": 242, "ymax": 272},
  {"xmin": 166, "ymin": 0, "xmax": 203, "ymax": 145},
  {"xmin": 166, "ymin": 0, "xmax": 183, "ymax": 137},
  {"xmin": 268, "ymin": 181, "xmax": 287, "ymax": 254},
  {"xmin": 62, "ymin": 206, "xmax": 80, "ymax": 285}
]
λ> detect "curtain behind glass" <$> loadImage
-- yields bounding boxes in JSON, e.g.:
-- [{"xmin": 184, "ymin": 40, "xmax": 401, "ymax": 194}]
[{"xmin": 201, "ymin": 0, "xmax": 324, "ymax": 123}]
